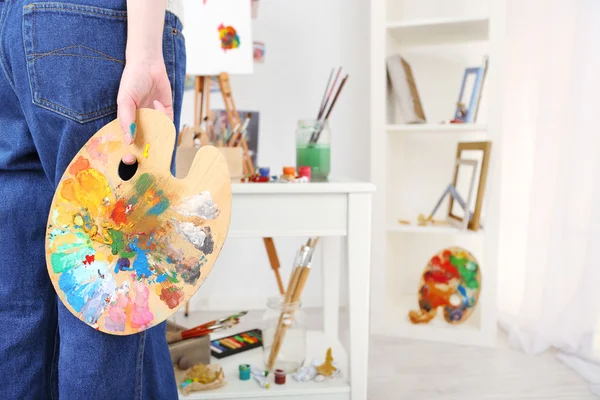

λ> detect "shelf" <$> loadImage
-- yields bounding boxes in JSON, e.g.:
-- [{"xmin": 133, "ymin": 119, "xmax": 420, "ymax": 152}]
[
  {"xmin": 386, "ymin": 124, "xmax": 487, "ymax": 133},
  {"xmin": 182, "ymin": 330, "xmax": 350, "ymax": 400},
  {"xmin": 388, "ymin": 224, "xmax": 484, "ymax": 235},
  {"xmin": 387, "ymin": 17, "xmax": 489, "ymax": 45},
  {"xmin": 371, "ymin": 294, "xmax": 492, "ymax": 346}
]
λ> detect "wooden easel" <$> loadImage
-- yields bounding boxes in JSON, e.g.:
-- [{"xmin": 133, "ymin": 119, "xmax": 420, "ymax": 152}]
[{"xmin": 183, "ymin": 73, "xmax": 285, "ymax": 316}]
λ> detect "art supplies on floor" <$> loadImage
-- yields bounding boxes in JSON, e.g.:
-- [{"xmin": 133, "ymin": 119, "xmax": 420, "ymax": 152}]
[{"xmin": 211, "ymin": 329, "xmax": 263, "ymax": 359}]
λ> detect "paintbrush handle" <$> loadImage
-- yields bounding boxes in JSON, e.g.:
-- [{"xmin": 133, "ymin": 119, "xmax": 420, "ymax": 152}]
[{"xmin": 268, "ymin": 265, "xmax": 312, "ymax": 370}]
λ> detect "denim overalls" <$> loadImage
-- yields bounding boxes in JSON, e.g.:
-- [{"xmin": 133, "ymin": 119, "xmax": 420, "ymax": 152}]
[{"xmin": 0, "ymin": 1, "xmax": 185, "ymax": 398}]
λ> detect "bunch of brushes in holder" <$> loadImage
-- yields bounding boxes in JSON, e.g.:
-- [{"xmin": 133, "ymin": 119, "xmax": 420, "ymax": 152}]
[
  {"xmin": 310, "ymin": 66, "xmax": 349, "ymax": 144},
  {"xmin": 267, "ymin": 238, "xmax": 320, "ymax": 371},
  {"xmin": 192, "ymin": 112, "xmax": 253, "ymax": 149}
]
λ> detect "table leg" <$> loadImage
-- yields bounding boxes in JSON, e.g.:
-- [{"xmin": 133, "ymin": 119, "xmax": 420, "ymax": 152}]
[
  {"xmin": 322, "ymin": 236, "xmax": 341, "ymax": 340},
  {"xmin": 347, "ymin": 193, "xmax": 372, "ymax": 400},
  {"xmin": 263, "ymin": 237, "xmax": 285, "ymax": 295}
]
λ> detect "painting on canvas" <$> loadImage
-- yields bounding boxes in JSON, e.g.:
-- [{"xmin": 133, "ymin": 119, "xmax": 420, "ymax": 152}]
[{"xmin": 183, "ymin": 0, "xmax": 253, "ymax": 76}]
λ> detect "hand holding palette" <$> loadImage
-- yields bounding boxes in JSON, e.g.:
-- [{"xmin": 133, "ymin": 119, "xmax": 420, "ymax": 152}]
[{"xmin": 45, "ymin": 109, "xmax": 232, "ymax": 335}]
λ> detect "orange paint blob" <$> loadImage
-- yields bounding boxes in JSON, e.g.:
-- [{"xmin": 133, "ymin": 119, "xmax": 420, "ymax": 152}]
[{"xmin": 69, "ymin": 156, "xmax": 90, "ymax": 175}]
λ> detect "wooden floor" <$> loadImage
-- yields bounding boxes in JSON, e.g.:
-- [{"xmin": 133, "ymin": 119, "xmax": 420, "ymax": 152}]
[{"xmin": 173, "ymin": 309, "xmax": 596, "ymax": 399}]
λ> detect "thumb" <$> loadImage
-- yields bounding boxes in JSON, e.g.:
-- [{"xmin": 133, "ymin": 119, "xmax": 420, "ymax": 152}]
[
  {"xmin": 117, "ymin": 94, "xmax": 137, "ymax": 145},
  {"xmin": 154, "ymin": 100, "xmax": 174, "ymax": 121}
]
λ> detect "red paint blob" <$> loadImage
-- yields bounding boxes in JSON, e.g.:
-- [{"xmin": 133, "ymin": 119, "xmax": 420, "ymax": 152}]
[
  {"xmin": 111, "ymin": 199, "xmax": 128, "ymax": 225},
  {"xmin": 160, "ymin": 286, "xmax": 184, "ymax": 309},
  {"xmin": 83, "ymin": 254, "xmax": 95, "ymax": 265}
]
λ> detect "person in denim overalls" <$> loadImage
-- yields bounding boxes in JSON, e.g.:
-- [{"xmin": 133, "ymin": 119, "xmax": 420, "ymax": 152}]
[{"xmin": 0, "ymin": 1, "xmax": 185, "ymax": 398}]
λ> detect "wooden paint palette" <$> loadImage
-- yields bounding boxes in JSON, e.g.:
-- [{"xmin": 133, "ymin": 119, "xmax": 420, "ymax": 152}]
[
  {"xmin": 408, "ymin": 247, "xmax": 481, "ymax": 325},
  {"xmin": 45, "ymin": 109, "xmax": 231, "ymax": 335}
]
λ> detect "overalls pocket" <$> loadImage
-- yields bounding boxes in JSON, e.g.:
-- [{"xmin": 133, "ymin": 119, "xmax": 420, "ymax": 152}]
[{"xmin": 22, "ymin": 2, "xmax": 127, "ymax": 123}]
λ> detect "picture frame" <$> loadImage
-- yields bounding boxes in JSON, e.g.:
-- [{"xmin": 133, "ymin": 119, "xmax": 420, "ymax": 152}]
[
  {"xmin": 454, "ymin": 67, "xmax": 484, "ymax": 123},
  {"xmin": 448, "ymin": 141, "xmax": 492, "ymax": 231},
  {"xmin": 447, "ymin": 159, "xmax": 479, "ymax": 231}
]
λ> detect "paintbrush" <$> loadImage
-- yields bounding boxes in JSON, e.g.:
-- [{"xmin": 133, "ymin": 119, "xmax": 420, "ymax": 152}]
[
  {"xmin": 231, "ymin": 113, "xmax": 252, "ymax": 147},
  {"xmin": 267, "ymin": 238, "xmax": 319, "ymax": 370},
  {"xmin": 312, "ymin": 74, "xmax": 349, "ymax": 144},
  {"xmin": 316, "ymin": 68, "xmax": 335, "ymax": 121},
  {"xmin": 167, "ymin": 311, "xmax": 247, "ymax": 344},
  {"xmin": 167, "ymin": 319, "xmax": 240, "ymax": 344},
  {"xmin": 188, "ymin": 311, "xmax": 248, "ymax": 333}
]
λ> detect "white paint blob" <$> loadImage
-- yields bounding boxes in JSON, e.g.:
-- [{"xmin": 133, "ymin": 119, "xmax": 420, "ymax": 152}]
[
  {"xmin": 174, "ymin": 220, "xmax": 207, "ymax": 249},
  {"xmin": 174, "ymin": 191, "xmax": 220, "ymax": 220},
  {"xmin": 450, "ymin": 294, "xmax": 461, "ymax": 307}
]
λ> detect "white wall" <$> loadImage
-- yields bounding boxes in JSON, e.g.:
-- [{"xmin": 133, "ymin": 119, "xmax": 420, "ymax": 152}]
[{"xmin": 181, "ymin": 0, "xmax": 370, "ymax": 311}]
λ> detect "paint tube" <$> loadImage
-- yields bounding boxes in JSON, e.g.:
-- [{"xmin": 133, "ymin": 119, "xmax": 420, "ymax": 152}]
[
  {"xmin": 250, "ymin": 365, "xmax": 267, "ymax": 377},
  {"xmin": 252, "ymin": 372, "xmax": 270, "ymax": 389}
]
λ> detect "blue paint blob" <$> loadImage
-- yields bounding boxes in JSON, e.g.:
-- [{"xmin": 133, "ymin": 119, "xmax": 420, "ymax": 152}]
[
  {"xmin": 130, "ymin": 122, "xmax": 137, "ymax": 139},
  {"xmin": 129, "ymin": 238, "xmax": 154, "ymax": 278},
  {"xmin": 156, "ymin": 274, "xmax": 168, "ymax": 283},
  {"xmin": 59, "ymin": 261, "xmax": 116, "ymax": 324}
]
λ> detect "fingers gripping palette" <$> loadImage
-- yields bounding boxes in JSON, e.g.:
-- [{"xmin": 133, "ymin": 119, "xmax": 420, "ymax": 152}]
[{"xmin": 45, "ymin": 109, "xmax": 232, "ymax": 335}]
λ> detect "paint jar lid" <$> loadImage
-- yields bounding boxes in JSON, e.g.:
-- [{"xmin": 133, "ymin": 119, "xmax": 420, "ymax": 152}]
[
  {"xmin": 259, "ymin": 167, "xmax": 270, "ymax": 177},
  {"xmin": 283, "ymin": 166, "xmax": 296, "ymax": 176},
  {"xmin": 298, "ymin": 166, "xmax": 311, "ymax": 178}
]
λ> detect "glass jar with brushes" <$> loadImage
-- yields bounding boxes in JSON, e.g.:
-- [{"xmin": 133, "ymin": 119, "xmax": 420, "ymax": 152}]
[
  {"xmin": 262, "ymin": 296, "xmax": 306, "ymax": 373},
  {"xmin": 295, "ymin": 119, "xmax": 331, "ymax": 182},
  {"xmin": 263, "ymin": 239, "xmax": 318, "ymax": 373}
]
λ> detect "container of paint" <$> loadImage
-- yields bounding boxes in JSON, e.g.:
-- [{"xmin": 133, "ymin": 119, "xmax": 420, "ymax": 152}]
[
  {"xmin": 262, "ymin": 296, "xmax": 306, "ymax": 373},
  {"xmin": 274, "ymin": 369, "xmax": 286, "ymax": 385},
  {"xmin": 281, "ymin": 166, "xmax": 296, "ymax": 182},
  {"xmin": 239, "ymin": 364, "xmax": 251, "ymax": 381},
  {"xmin": 295, "ymin": 119, "xmax": 330, "ymax": 182},
  {"xmin": 298, "ymin": 166, "xmax": 311, "ymax": 182}
]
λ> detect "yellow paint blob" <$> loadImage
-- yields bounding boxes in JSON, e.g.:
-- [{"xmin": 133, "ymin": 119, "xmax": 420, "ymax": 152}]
[{"xmin": 143, "ymin": 144, "xmax": 150, "ymax": 158}]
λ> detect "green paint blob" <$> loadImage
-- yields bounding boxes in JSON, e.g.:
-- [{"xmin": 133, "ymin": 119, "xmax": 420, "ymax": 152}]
[
  {"xmin": 450, "ymin": 255, "xmax": 466, "ymax": 268},
  {"xmin": 51, "ymin": 249, "xmax": 93, "ymax": 273},
  {"xmin": 120, "ymin": 251, "xmax": 136, "ymax": 259},
  {"xmin": 130, "ymin": 122, "xmax": 136, "ymax": 139},
  {"xmin": 108, "ymin": 229, "xmax": 125, "ymax": 255},
  {"xmin": 465, "ymin": 279, "xmax": 479, "ymax": 290},
  {"xmin": 135, "ymin": 173, "xmax": 154, "ymax": 195}
]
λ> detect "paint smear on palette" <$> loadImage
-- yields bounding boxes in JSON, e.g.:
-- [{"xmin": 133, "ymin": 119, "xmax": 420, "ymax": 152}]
[
  {"xmin": 173, "ymin": 221, "xmax": 215, "ymax": 254},
  {"xmin": 104, "ymin": 282, "xmax": 130, "ymax": 332},
  {"xmin": 58, "ymin": 260, "xmax": 116, "ymax": 324},
  {"xmin": 87, "ymin": 132, "xmax": 119, "ymax": 164},
  {"xmin": 130, "ymin": 281, "xmax": 154, "ymax": 329},
  {"xmin": 47, "ymin": 150, "xmax": 224, "ymax": 334},
  {"xmin": 218, "ymin": 24, "xmax": 240, "ymax": 52}
]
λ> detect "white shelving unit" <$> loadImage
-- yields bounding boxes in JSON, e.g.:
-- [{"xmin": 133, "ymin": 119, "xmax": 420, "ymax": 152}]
[
  {"xmin": 387, "ymin": 17, "xmax": 489, "ymax": 45},
  {"xmin": 369, "ymin": 0, "xmax": 506, "ymax": 347},
  {"xmin": 386, "ymin": 123, "xmax": 487, "ymax": 133}
]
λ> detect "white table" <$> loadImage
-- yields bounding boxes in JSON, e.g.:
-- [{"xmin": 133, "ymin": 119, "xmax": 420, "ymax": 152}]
[{"xmin": 184, "ymin": 179, "xmax": 375, "ymax": 400}]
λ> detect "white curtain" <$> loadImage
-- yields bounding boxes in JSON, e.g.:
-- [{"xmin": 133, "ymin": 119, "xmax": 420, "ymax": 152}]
[{"xmin": 497, "ymin": 0, "xmax": 600, "ymax": 395}]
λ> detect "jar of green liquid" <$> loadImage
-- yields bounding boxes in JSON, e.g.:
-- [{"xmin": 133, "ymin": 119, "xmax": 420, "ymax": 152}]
[{"xmin": 295, "ymin": 119, "xmax": 331, "ymax": 182}]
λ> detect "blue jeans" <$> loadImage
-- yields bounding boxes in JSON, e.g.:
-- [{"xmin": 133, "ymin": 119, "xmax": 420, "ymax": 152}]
[{"xmin": 0, "ymin": 1, "xmax": 185, "ymax": 398}]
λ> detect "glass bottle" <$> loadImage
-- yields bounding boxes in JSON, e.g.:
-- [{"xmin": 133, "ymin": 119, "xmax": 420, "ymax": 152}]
[{"xmin": 295, "ymin": 119, "xmax": 331, "ymax": 182}]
